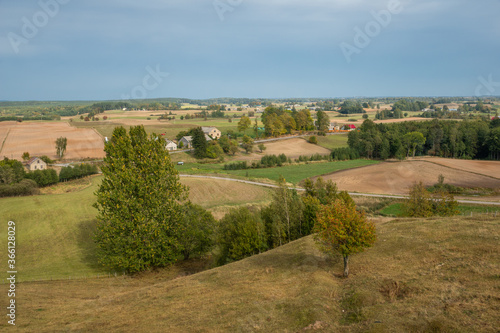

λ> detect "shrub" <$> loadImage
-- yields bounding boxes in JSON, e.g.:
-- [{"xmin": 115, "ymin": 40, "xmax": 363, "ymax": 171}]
[
  {"xmin": 25, "ymin": 169, "xmax": 59, "ymax": 187},
  {"xmin": 216, "ymin": 207, "xmax": 267, "ymax": 265},
  {"xmin": 308, "ymin": 136, "xmax": 318, "ymax": 144},
  {"xmin": 0, "ymin": 179, "xmax": 39, "ymax": 197}
]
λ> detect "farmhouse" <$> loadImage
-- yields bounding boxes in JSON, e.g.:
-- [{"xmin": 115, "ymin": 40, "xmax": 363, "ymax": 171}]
[
  {"xmin": 201, "ymin": 127, "xmax": 221, "ymax": 140},
  {"xmin": 165, "ymin": 140, "xmax": 177, "ymax": 151},
  {"xmin": 26, "ymin": 157, "xmax": 47, "ymax": 171},
  {"xmin": 179, "ymin": 136, "xmax": 193, "ymax": 149},
  {"xmin": 179, "ymin": 135, "xmax": 213, "ymax": 149}
]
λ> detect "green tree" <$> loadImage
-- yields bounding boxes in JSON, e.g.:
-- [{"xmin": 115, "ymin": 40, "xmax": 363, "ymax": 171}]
[
  {"xmin": 216, "ymin": 207, "xmax": 267, "ymax": 265},
  {"xmin": 192, "ymin": 127, "xmax": 208, "ymax": 158},
  {"xmin": 316, "ymin": 110, "xmax": 330, "ymax": 132},
  {"xmin": 402, "ymin": 131, "xmax": 426, "ymax": 157},
  {"xmin": 206, "ymin": 141, "xmax": 224, "ymax": 159},
  {"xmin": 229, "ymin": 139, "xmax": 239, "ymax": 155},
  {"xmin": 55, "ymin": 137, "xmax": 67, "ymax": 159},
  {"xmin": 178, "ymin": 202, "xmax": 216, "ymax": 260},
  {"xmin": 313, "ymin": 200, "xmax": 376, "ymax": 277},
  {"xmin": 237, "ymin": 115, "xmax": 251, "ymax": 133},
  {"xmin": 262, "ymin": 176, "xmax": 304, "ymax": 247},
  {"xmin": 22, "ymin": 152, "xmax": 30, "ymax": 161},
  {"xmin": 93, "ymin": 126, "xmax": 188, "ymax": 273},
  {"xmin": 241, "ymin": 135, "xmax": 254, "ymax": 154},
  {"xmin": 402, "ymin": 181, "xmax": 433, "ymax": 217},
  {"xmin": 258, "ymin": 143, "xmax": 267, "ymax": 153}
]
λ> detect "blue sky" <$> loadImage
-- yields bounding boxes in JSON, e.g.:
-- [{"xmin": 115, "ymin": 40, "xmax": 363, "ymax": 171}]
[{"xmin": 1, "ymin": 0, "xmax": 499, "ymax": 101}]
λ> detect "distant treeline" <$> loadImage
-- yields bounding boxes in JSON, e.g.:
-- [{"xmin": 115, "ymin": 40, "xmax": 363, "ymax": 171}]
[{"xmin": 347, "ymin": 118, "xmax": 500, "ymax": 160}]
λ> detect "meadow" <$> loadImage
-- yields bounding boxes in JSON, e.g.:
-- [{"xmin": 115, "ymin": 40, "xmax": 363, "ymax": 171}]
[
  {"xmin": 176, "ymin": 159, "xmax": 381, "ymax": 184},
  {"xmin": 0, "ymin": 175, "xmax": 273, "ymax": 282},
  {"xmin": 3, "ymin": 215, "xmax": 498, "ymax": 332}
]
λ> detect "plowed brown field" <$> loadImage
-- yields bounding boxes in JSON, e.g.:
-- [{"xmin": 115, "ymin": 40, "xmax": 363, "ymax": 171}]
[
  {"xmin": 415, "ymin": 157, "xmax": 500, "ymax": 179},
  {"xmin": 240, "ymin": 138, "xmax": 332, "ymax": 161},
  {"xmin": 0, "ymin": 122, "xmax": 105, "ymax": 160},
  {"xmin": 319, "ymin": 160, "xmax": 500, "ymax": 195}
]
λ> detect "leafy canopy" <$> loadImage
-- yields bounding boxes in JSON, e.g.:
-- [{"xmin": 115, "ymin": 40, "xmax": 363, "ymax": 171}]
[{"xmin": 94, "ymin": 125, "xmax": 188, "ymax": 273}]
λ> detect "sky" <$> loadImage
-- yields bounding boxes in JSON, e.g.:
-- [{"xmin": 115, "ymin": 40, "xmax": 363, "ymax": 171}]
[{"xmin": 0, "ymin": 0, "xmax": 499, "ymax": 101}]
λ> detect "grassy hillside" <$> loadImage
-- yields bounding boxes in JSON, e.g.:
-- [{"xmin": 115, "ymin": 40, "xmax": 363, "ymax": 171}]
[
  {"xmin": 3, "ymin": 215, "xmax": 498, "ymax": 332},
  {"xmin": 0, "ymin": 176, "xmax": 273, "ymax": 281}
]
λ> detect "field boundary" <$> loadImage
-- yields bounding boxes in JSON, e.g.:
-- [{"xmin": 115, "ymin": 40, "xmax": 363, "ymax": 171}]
[
  {"xmin": 411, "ymin": 158, "xmax": 500, "ymax": 181},
  {"xmin": 0, "ymin": 128, "xmax": 10, "ymax": 155}
]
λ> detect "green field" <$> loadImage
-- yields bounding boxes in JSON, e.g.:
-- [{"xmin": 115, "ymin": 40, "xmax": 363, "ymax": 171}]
[
  {"xmin": 227, "ymin": 159, "xmax": 379, "ymax": 184},
  {"xmin": 0, "ymin": 175, "xmax": 273, "ymax": 282},
  {"xmin": 0, "ymin": 177, "xmax": 104, "ymax": 281},
  {"xmin": 379, "ymin": 202, "xmax": 500, "ymax": 217},
  {"xmin": 176, "ymin": 159, "xmax": 380, "ymax": 184},
  {"xmin": 314, "ymin": 134, "xmax": 349, "ymax": 150}
]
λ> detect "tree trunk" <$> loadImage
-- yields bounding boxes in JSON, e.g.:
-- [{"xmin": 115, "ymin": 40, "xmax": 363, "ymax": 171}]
[{"xmin": 343, "ymin": 255, "xmax": 349, "ymax": 278}]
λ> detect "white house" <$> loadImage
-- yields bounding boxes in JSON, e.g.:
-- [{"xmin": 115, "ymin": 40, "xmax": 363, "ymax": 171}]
[
  {"xmin": 165, "ymin": 140, "xmax": 177, "ymax": 151},
  {"xmin": 201, "ymin": 127, "xmax": 221, "ymax": 140},
  {"xmin": 26, "ymin": 157, "xmax": 47, "ymax": 171}
]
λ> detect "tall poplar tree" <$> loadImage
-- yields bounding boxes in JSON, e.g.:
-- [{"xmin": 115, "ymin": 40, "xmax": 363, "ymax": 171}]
[{"xmin": 94, "ymin": 125, "xmax": 188, "ymax": 273}]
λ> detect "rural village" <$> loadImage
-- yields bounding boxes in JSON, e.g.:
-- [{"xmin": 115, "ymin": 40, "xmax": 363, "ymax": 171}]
[{"xmin": 1, "ymin": 1, "xmax": 499, "ymax": 332}]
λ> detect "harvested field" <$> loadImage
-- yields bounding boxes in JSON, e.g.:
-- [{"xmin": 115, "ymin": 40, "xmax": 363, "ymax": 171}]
[
  {"xmin": 240, "ymin": 138, "xmax": 332, "ymax": 161},
  {"xmin": 319, "ymin": 160, "xmax": 500, "ymax": 195},
  {"xmin": 182, "ymin": 177, "xmax": 272, "ymax": 210},
  {"xmin": 415, "ymin": 157, "xmax": 500, "ymax": 179},
  {"xmin": 0, "ymin": 121, "xmax": 105, "ymax": 161}
]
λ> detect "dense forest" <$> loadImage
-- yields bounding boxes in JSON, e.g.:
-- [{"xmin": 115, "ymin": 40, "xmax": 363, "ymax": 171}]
[{"xmin": 347, "ymin": 118, "xmax": 500, "ymax": 160}]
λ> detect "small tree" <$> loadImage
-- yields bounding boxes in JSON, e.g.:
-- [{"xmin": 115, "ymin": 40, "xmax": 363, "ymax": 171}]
[
  {"xmin": 55, "ymin": 137, "xmax": 67, "ymax": 159},
  {"xmin": 258, "ymin": 143, "xmax": 267, "ymax": 153},
  {"xmin": 403, "ymin": 181, "xmax": 433, "ymax": 217},
  {"xmin": 178, "ymin": 202, "xmax": 216, "ymax": 260},
  {"xmin": 192, "ymin": 127, "xmax": 208, "ymax": 158},
  {"xmin": 308, "ymin": 136, "xmax": 318, "ymax": 144},
  {"xmin": 22, "ymin": 152, "xmax": 30, "ymax": 161},
  {"xmin": 238, "ymin": 115, "xmax": 251, "ymax": 133},
  {"xmin": 314, "ymin": 200, "xmax": 376, "ymax": 277},
  {"xmin": 241, "ymin": 135, "xmax": 254, "ymax": 154},
  {"xmin": 216, "ymin": 207, "xmax": 267, "ymax": 265}
]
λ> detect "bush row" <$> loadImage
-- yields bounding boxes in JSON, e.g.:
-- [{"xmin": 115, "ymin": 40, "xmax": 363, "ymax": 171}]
[
  {"xmin": 59, "ymin": 164, "xmax": 99, "ymax": 182},
  {"xmin": 0, "ymin": 179, "xmax": 39, "ymax": 197}
]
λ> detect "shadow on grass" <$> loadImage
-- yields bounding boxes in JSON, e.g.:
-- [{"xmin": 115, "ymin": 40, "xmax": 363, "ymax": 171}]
[{"xmin": 76, "ymin": 218, "xmax": 103, "ymax": 272}]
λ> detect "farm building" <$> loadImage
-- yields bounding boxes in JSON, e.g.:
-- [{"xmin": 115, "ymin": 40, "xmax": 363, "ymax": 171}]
[
  {"xmin": 179, "ymin": 136, "xmax": 193, "ymax": 149},
  {"xmin": 201, "ymin": 127, "xmax": 221, "ymax": 140},
  {"xmin": 165, "ymin": 140, "xmax": 177, "ymax": 151},
  {"xmin": 26, "ymin": 157, "xmax": 47, "ymax": 171},
  {"xmin": 328, "ymin": 122, "xmax": 340, "ymax": 132},
  {"xmin": 341, "ymin": 124, "xmax": 356, "ymax": 131}
]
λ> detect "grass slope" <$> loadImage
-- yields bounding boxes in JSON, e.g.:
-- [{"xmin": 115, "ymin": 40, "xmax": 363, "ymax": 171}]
[
  {"xmin": 0, "ymin": 176, "xmax": 273, "ymax": 281},
  {"xmin": 4, "ymin": 215, "xmax": 499, "ymax": 332}
]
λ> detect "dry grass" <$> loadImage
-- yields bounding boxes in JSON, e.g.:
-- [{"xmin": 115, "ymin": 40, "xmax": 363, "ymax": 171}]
[{"xmin": 3, "ymin": 215, "xmax": 499, "ymax": 332}]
